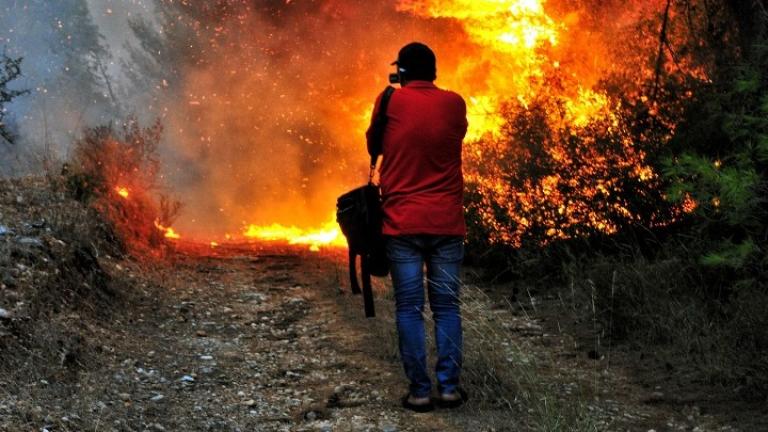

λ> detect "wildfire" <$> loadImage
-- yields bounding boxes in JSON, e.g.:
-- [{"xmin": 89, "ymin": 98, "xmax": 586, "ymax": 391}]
[
  {"xmin": 154, "ymin": 220, "xmax": 181, "ymax": 240},
  {"xmin": 243, "ymin": 214, "xmax": 345, "ymax": 252},
  {"xmin": 150, "ymin": 0, "xmax": 697, "ymax": 250}
]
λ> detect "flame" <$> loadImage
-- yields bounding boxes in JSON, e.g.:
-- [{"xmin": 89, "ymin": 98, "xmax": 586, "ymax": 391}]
[
  {"xmin": 396, "ymin": 0, "xmax": 614, "ymax": 141},
  {"xmin": 243, "ymin": 214, "xmax": 346, "ymax": 252},
  {"xmin": 115, "ymin": 186, "xmax": 130, "ymax": 199},
  {"xmin": 154, "ymin": 220, "xmax": 181, "ymax": 240}
]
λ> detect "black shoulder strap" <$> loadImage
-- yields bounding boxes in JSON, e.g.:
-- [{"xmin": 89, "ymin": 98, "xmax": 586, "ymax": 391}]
[
  {"xmin": 369, "ymin": 86, "xmax": 396, "ymax": 167},
  {"xmin": 378, "ymin": 86, "xmax": 396, "ymax": 120}
]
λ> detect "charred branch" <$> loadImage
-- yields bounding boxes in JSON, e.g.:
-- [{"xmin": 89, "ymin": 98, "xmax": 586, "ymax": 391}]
[{"xmin": 651, "ymin": 0, "xmax": 673, "ymax": 102}]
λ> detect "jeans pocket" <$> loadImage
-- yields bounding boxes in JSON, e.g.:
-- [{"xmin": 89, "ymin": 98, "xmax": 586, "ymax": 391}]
[
  {"xmin": 386, "ymin": 235, "xmax": 422, "ymax": 263},
  {"xmin": 432, "ymin": 236, "xmax": 464, "ymax": 263}
]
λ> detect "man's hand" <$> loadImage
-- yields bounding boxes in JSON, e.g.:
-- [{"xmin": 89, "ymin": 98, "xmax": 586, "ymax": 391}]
[
  {"xmin": 369, "ymin": 155, "xmax": 384, "ymax": 187},
  {"xmin": 370, "ymin": 168, "xmax": 381, "ymax": 187}
]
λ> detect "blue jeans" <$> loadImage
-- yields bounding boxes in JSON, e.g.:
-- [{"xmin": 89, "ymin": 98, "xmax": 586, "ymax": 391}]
[{"xmin": 386, "ymin": 235, "xmax": 464, "ymax": 398}]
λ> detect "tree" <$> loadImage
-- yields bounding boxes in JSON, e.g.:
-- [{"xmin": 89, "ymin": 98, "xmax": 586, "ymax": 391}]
[
  {"xmin": 662, "ymin": 4, "xmax": 768, "ymax": 282},
  {"xmin": 0, "ymin": 52, "xmax": 29, "ymax": 144},
  {"xmin": 0, "ymin": 0, "xmax": 120, "ymax": 156},
  {"xmin": 50, "ymin": 0, "xmax": 120, "ymax": 125}
]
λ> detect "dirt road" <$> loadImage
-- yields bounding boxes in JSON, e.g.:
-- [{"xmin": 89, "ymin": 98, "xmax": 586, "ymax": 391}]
[
  {"xmin": 3, "ymin": 242, "xmax": 463, "ymax": 431},
  {"xmin": 1, "ymin": 239, "xmax": 754, "ymax": 431}
]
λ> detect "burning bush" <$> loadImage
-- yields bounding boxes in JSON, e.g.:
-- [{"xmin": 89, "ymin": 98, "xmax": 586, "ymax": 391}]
[
  {"xmin": 66, "ymin": 117, "xmax": 181, "ymax": 256},
  {"xmin": 464, "ymin": 85, "xmax": 672, "ymax": 248}
]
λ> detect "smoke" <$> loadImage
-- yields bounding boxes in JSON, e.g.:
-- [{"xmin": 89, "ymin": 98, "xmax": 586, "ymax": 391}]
[
  {"xmin": 126, "ymin": 0, "xmax": 466, "ymax": 238},
  {"xmin": 0, "ymin": 0, "xmax": 148, "ymax": 174}
]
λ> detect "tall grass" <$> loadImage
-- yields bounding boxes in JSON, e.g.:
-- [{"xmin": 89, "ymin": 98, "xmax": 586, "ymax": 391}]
[
  {"xmin": 567, "ymin": 245, "xmax": 768, "ymax": 398},
  {"xmin": 349, "ymin": 273, "xmax": 602, "ymax": 431}
]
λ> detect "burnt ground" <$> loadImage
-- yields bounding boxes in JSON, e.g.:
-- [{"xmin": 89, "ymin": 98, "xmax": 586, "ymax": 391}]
[{"xmin": 1, "ymin": 178, "xmax": 765, "ymax": 431}]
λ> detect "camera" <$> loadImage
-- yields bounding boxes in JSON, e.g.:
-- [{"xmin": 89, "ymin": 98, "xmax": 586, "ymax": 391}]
[{"xmin": 388, "ymin": 73, "xmax": 400, "ymax": 84}]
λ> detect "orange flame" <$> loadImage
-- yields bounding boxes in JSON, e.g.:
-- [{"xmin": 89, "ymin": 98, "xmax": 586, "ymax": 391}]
[
  {"xmin": 115, "ymin": 186, "xmax": 130, "ymax": 199},
  {"xmin": 154, "ymin": 220, "xmax": 181, "ymax": 240},
  {"xmin": 243, "ymin": 214, "xmax": 345, "ymax": 252}
]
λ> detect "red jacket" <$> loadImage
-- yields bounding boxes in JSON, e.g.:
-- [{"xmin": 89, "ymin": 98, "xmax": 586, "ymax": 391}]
[{"xmin": 366, "ymin": 81, "xmax": 468, "ymax": 236}]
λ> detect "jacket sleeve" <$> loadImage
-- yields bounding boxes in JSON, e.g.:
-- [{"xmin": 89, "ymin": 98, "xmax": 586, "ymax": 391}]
[{"xmin": 365, "ymin": 91, "xmax": 385, "ymax": 158}]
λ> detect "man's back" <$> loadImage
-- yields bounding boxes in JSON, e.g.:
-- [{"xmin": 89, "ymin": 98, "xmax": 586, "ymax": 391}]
[{"xmin": 373, "ymin": 81, "xmax": 468, "ymax": 236}]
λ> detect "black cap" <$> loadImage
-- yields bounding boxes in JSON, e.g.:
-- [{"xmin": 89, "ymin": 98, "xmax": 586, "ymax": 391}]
[{"xmin": 392, "ymin": 42, "xmax": 436, "ymax": 81}]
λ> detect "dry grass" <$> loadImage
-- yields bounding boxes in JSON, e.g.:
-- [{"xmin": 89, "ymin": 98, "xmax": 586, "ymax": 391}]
[
  {"xmin": 565, "ymin": 251, "xmax": 768, "ymax": 399},
  {"xmin": 66, "ymin": 117, "xmax": 180, "ymax": 258},
  {"xmin": 0, "ymin": 176, "xmax": 129, "ymax": 430}
]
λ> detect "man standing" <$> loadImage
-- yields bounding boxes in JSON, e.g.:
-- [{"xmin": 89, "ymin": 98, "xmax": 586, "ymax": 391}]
[{"xmin": 366, "ymin": 42, "xmax": 468, "ymax": 412}]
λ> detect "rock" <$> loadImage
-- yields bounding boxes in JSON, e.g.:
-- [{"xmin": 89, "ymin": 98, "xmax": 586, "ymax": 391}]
[
  {"xmin": 643, "ymin": 392, "xmax": 665, "ymax": 404},
  {"xmin": 242, "ymin": 292, "xmax": 268, "ymax": 303},
  {"xmin": 16, "ymin": 237, "xmax": 44, "ymax": 247},
  {"xmin": 0, "ymin": 225, "xmax": 11, "ymax": 236},
  {"xmin": 180, "ymin": 375, "xmax": 195, "ymax": 383},
  {"xmin": 242, "ymin": 399, "xmax": 256, "ymax": 407},
  {"xmin": 1, "ymin": 274, "xmax": 16, "ymax": 288},
  {"xmin": 0, "ymin": 308, "xmax": 10, "ymax": 320},
  {"xmin": 200, "ymin": 355, "xmax": 214, "ymax": 361},
  {"xmin": 119, "ymin": 393, "xmax": 131, "ymax": 402},
  {"xmin": 196, "ymin": 330, "xmax": 208, "ymax": 337},
  {"xmin": 150, "ymin": 394, "xmax": 165, "ymax": 402},
  {"xmin": 152, "ymin": 423, "xmax": 166, "ymax": 431},
  {"xmin": 381, "ymin": 424, "xmax": 397, "ymax": 432}
]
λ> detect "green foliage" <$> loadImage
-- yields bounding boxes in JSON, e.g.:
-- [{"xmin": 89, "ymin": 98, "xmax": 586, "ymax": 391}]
[
  {"xmin": 700, "ymin": 238, "xmax": 758, "ymax": 268},
  {"xmin": 663, "ymin": 37, "xmax": 768, "ymax": 282}
]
